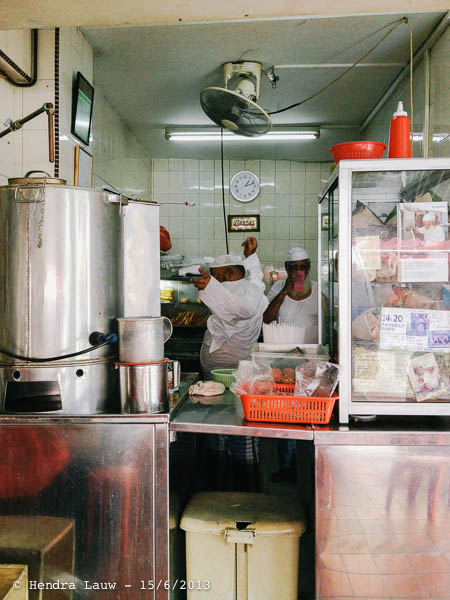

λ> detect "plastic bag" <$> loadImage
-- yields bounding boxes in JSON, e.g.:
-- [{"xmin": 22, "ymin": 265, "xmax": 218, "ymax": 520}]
[
  {"xmin": 294, "ymin": 361, "xmax": 339, "ymax": 397},
  {"xmin": 230, "ymin": 360, "xmax": 274, "ymax": 396}
]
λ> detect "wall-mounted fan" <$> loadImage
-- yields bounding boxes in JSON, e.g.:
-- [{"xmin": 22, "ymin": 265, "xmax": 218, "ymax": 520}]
[{"xmin": 200, "ymin": 61, "xmax": 272, "ymax": 137}]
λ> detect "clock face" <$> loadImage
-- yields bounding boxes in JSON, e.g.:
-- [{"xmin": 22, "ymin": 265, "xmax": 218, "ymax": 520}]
[{"xmin": 230, "ymin": 171, "xmax": 260, "ymax": 203}]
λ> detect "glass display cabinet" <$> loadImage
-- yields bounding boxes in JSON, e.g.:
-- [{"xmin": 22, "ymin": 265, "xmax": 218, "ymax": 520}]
[
  {"xmin": 318, "ymin": 170, "xmax": 339, "ymax": 362},
  {"xmin": 320, "ymin": 158, "xmax": 450, "ymax": 423}
]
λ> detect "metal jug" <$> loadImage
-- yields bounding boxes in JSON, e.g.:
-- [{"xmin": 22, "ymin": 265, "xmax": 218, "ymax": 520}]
[
  {"xmin": 118, "ymin": 360, "xmax": 169, "ymax": 414},
  {"xmin": 117, "ymin": 316, "xmax": 173, "ymax": 363}
]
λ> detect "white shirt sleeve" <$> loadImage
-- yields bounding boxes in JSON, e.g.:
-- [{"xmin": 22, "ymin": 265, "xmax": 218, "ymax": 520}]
[
  {"xmin": 242, "ymin": 253, "xmax": 265, "ymax": 291},
  {"xmin": 199, "ymin": 277, "xmax": 257, "ymax": 324}
]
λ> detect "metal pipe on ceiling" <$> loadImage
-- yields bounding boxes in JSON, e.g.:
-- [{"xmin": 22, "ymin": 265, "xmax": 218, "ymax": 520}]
[
  {"xmin": 359, "ymin": 11, "xmax": 450, "ymax": 133},
  {"xmin": 274, "ymin": 63, "xmax": 405, "ymax": 68}
]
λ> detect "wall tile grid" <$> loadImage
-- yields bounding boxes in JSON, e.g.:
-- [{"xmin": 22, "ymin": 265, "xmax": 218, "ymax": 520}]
[
  {"xmin": 156, "ymin": 159, "xmax": 333, "ymax": 279},
  {"xmin": 59, "ymin": 27, "xmax": 152, "ymax": 196},
  {"xmin": 0, "ymin": 29, "xmax": 55, "ymax": 183},
  {"xmin": 362, "ymin": 24, "xmax": 449, "ymax": 158},
  {"xmin": 0, "ymin": 27, "xmax": 151, "ymax": 196}
]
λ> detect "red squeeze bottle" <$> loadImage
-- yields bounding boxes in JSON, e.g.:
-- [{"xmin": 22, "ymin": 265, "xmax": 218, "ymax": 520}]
[{"xmin": 388, "ymin": 101, "xmax": 411, "ymax": 158}]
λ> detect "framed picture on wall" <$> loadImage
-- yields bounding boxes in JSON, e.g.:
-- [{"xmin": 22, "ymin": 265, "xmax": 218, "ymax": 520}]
[
  {"xmin": 74, "ymin": 145, "xmax": 93, "ymax": 187},
  {"xmin": 227, "ymin": 214, "xmax": 260, "ymax": 232},
  {"xmin": 71, "ymin": 71, "xmax": 94, "ymax": 145}
]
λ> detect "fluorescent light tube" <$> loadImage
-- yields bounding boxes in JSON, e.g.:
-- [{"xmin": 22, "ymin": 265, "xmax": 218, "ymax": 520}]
[{"xmin": 165, "ymin": 127, "xmax": 320, "ymax": 141}]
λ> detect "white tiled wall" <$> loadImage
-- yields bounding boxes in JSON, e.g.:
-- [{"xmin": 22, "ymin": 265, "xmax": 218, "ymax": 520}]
[
  {"xmin": 156, "ymin": 159, "xmax": 332, "ymax": 279},
  {"xmin": 59, "ymin": 27, "xmax": 152, "ymax": 196},
  {"xmin": 0, "ymin": 27, "xmax": 152, "ymax": 196},
  {"xmin": 59, "ymin": 26, "xmax": 93, "ymax": 183},
  {"xmin": 0, "ymin": 29, "xmax": 56, "ymax": 184},
  {"xmin": 91, "ymin": 91, "xmax": 152, "ymax": 199},
  {"xmin": 361, "ymin": 25, "xmax": 450, "ymax": 159}
]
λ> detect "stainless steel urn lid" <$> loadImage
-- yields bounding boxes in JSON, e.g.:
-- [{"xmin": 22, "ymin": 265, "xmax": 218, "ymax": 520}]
[{"xmin": 8, "ymin": 170, "xmax": 66, "ymax": 186}]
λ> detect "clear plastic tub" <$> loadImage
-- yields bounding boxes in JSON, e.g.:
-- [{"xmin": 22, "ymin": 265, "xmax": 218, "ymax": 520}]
[
  {"xmin": 251, "ymin": 347, "xmax": 330, "ymax": 372},
  {"xmin": 252, "ymin": 343, "xmax": 330, "ymax": 356}
]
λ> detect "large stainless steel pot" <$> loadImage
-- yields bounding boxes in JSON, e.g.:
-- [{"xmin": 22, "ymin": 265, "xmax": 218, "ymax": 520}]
[
  {"xmin": 0, "ymin": 183, "xmax": 124, "ymax": 413},
  {"xmin": 0, "ymin": 184, "xmax": 123, "ymax": 361}
]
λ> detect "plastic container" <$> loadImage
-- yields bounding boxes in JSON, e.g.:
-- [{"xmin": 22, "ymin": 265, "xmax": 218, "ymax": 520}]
[
  {"xmin": 388, "ymin": 101, "xmax": 411, "ymax": 158},
  {"xmin": 330, "ymin": 141, "xmax": 386, "ymax": 163},
  {"xmin": 210, "ymin": 368, "xmax": 236, "ymax": 387},
  {"xmin": 251, "ymin": 348, "xmax": 330, "ymax": 372},
  {"xmin": 180, "ymin": 491, "xmax": 305, "ymax": 600},
  {"xmin": 252, "ymin": 343, "xmax": 329, "ymax": 355},
  {"xmin": 240, "ymin": 391, "xmax": 338, "ymax": 424}
]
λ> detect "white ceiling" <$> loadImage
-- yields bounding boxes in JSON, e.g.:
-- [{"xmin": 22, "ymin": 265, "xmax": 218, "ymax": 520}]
[
  {"xmin": 82, "ymin": 12, "xmax": 446, "ymax": 160},
  {"xmin": 3, "ymin": 0, "xmax": 449, "ymax": 30}
]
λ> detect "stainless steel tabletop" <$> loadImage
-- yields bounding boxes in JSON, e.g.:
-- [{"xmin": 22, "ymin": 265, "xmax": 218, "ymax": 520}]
[{"xmin": 170, "ymin": 386, "xmax": 314, "ymax": 440}]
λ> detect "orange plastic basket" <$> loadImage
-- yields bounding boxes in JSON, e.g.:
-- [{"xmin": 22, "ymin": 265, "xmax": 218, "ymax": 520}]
[
  {"xmin": 240, "ymin": 390, "xmax": 338, "ymax": 425},
  {"xmin": 330, "ymin": 141, "xmax": 386, "ymax": 163}
]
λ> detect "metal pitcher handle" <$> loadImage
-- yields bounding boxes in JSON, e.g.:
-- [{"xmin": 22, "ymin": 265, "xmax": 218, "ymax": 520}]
[
  {"xmin": 168, "ymin": 360, "xmax": 181, "ymax": 393},
  {"xmin": 163, "ymin": 316, "xmax": 173, "ymax": 343}
]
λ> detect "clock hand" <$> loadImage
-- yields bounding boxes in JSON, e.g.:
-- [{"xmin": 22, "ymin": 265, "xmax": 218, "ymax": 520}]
[{"xmin": 243, "ymin": 180, "xmax": 254, "ymax": 187}]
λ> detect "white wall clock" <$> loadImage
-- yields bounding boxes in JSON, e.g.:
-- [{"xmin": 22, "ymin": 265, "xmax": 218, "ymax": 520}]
[{"xmin": 229, "ymin": 171, "xmax": 260, "ymax": 203}]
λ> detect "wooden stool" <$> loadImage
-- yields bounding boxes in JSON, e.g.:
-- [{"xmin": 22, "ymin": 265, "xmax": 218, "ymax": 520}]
[
  {"xmin": 0, "ymin": 517, "xmax": 74, "ymax": 600},
  {"xmin": 87, "ymin": 466, "xmax": 139, "ymax": 558}
]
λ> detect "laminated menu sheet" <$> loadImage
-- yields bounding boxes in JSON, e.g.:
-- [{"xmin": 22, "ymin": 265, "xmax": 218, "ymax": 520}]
[
  {"xmin": 398, "ymin": 254, "xmax": 449, "ymax": 283},
  {"xmin": 353, "ymin": 346, "xmax": 411, "ymax": 398},
  {"xmin": 380, "ymin": 307, "xmax": 450, "ymax": 352}
]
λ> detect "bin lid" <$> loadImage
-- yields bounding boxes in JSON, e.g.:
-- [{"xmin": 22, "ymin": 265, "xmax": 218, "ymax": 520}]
[{"xmin": 180, "ymin": 492, "xmax": 305, "ymax": 536}]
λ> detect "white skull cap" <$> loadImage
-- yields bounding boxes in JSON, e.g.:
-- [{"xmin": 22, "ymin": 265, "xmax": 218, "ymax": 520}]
[
  {"xmin": 422, "ymin": 213, "xmax": 435, "ymax": 223},
  {"xmin": 285, "ymin": 247, "xmax": 310, "ymax": 262},
  {"xmin": 210, "ymin": 254, "xmax": 244, "ymax": 268}
]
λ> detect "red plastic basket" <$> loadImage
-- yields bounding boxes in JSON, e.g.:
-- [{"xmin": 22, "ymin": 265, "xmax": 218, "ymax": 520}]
[
  {"xmin": 330, "ymin": 141, "xmax": 386, "ymax": 163},
  {"xmin": 240, "ymin": 390, "xmax": 338, "ymax": 425}
]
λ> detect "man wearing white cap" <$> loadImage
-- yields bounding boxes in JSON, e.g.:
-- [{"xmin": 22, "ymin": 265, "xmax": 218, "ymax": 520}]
[
  {"xmin": 263, "ymin": 247, "xmax": 318, "ymax": 344},
  {"xmin": 191, "ymin": 238, "xmax": 267, "ymax": 491},
  {"xmin": 192, "ymin": 237, "xmax": 268, "ymax": 376},
  {"xmin": 413, "ymin": 212, "xmax": 446, "ymax": 246}
]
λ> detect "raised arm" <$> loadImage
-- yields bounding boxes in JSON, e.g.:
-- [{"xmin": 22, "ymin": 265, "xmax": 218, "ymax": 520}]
[{"xmin": 242, "ymin": 237, "xmax": 265, "ymax": 291}]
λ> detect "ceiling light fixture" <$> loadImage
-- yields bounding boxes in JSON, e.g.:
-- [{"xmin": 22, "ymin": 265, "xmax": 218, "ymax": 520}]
[{"xmin": 165, "ymin": 126, "xmax": 320, "ymax": 142}]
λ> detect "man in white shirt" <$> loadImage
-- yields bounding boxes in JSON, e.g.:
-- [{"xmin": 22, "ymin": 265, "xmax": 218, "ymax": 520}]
[
  {"xmin": 414, "ymin": 212, "xmax": 446, "ymax": 246},
  {"xmin": 263, "ymin": 247, "xmax": 318, "ymax": 343},
  {"xmin": 263, "ymin": 247, "xmax": 318, "ymax": 483},
  {"xmin": 191, "ymin": 238, "xmax": 267, "ymax": 491},
  {"xmin": 193, "ymin": 238, "xmax": 268, "ymax": 376}
]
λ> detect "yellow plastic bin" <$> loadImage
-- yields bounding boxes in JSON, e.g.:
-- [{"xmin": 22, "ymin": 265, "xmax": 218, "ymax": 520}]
[{"xmin": 180, "ymin": 492, "xmax": 305, "ymax": 599}]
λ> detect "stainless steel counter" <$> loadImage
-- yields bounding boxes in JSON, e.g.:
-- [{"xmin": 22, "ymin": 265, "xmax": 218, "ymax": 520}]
[
  {"xmin": 0, "ymin": 412, "xmax": 170, "ymax": 600},
  {"xmin": 170, "ymin": 386, "xmax": 313, "ymax": 440},
  {"xmin": 314, "ymin": 415, "xmax": 450, "ymax": 445}
]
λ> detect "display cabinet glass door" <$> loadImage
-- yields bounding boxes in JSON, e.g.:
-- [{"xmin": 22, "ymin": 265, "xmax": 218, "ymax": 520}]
[
  {"xmin": 349, "ymin": 166, "xmax": 450, "ymax": 405},
  {"xmin": 319, "ymin": 181, "xmax": 339, "ymax": 361}
]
